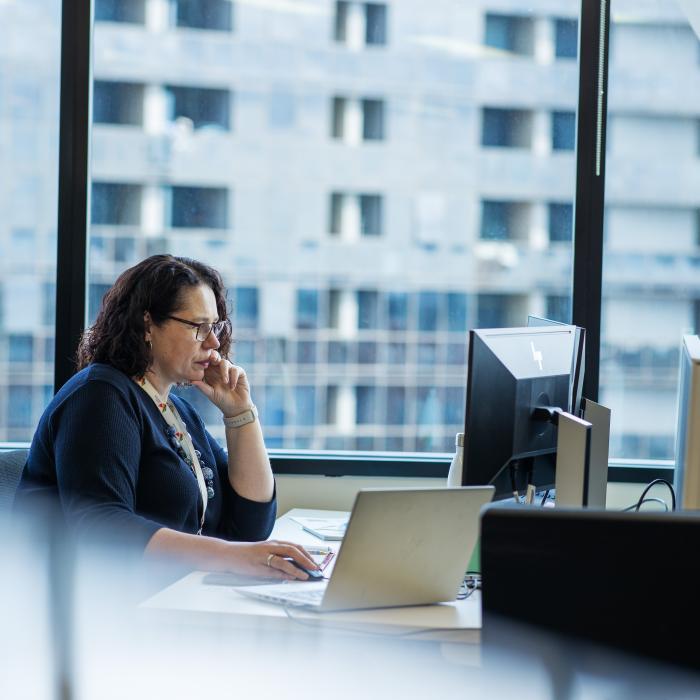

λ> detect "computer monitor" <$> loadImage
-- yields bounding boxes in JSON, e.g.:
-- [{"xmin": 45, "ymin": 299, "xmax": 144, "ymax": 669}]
[
  {"xmin": 674, "ymin": 334, "xmax": 700, "ymax": 509},
  {"xmin": 461, "ymin": 325, "xmax": 578, "ymax": 500}
]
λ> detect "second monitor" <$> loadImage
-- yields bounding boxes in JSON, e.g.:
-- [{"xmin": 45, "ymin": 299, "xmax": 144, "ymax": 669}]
[{"xmin": 461, "ymin": 324, "xmax": 583, "ymax": 501}]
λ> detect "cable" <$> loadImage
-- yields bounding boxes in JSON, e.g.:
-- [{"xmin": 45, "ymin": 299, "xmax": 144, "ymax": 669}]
[
  {"xmin": 539, "ymin": 489, "xmax": 551, "ymax": 507},
  {"xmin": 633, "ymin": 478, "xmax": 676, "ymax": 512},
  {"xmin": 622, "ymin": 497, "xmax": 669, "ymax": 512}
]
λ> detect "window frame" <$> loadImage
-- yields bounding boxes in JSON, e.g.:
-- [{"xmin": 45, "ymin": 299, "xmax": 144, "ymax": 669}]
[{"xmin": 47, "ymin": 0, "xmax": 629, "ymax": 480}]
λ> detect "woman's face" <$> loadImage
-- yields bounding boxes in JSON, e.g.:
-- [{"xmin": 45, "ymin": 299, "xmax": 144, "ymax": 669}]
[{"xmin": 146, "ymin": 284, "xmax": 221, "ymax": 392}]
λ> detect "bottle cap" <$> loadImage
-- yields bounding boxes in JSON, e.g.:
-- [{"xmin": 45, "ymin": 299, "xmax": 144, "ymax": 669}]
[{"xmin": 455, "ymin": 432, "xmax": 465, "ymax": 447}]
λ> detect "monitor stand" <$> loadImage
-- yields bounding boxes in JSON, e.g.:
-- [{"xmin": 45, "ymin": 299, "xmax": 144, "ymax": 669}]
[
  {"xmin": 554, "ymin": 400, "xmax": 611, "ymax": 508},
  {"xmin": 554, "ymin": 411, "xmax": 593, "ymax": 507}
]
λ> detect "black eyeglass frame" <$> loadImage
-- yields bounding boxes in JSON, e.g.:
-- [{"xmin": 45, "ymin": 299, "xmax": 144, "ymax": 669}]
[{"xmin": 166, "ymin": 315, "xmax": 230, "ymax": 342}]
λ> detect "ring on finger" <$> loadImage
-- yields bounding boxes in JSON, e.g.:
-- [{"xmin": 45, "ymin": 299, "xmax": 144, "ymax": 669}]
[{"xmin": 266, "ymin": 553, "xmax": 274, "ymax": 568}]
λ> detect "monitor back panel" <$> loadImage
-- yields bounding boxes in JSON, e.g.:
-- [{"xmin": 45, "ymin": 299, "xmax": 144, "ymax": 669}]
[{"xmin": 480, "ymin": 506, "xmax": 700, "ymax": 670}]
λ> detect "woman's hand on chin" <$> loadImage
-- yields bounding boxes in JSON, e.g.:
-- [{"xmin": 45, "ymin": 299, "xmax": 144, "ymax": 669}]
[{"xmin": 192, "ymin": 352, "xmax": 253, "ymax": 416}]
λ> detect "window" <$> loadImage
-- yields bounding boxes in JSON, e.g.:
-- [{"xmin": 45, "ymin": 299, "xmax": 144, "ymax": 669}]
[
  {"xmin": 169, "ymin": 186, "xmax": 228, "ymax": 229},
  {"xmin": 360, "ymin": 194, "xmax": 382, "ymax": 236},
  {"xmin": 93, "ymin": 81, "xmax": 144, "ymax": 126},
  {"xmin": 447, "ymin": 293, "xmax": 468, "ymax": 332},
  {"xmin": 546, "ymin": 295, "xmax": 571, "ymax": 324},
  {"xmin": 296, "ymin": 290, "xmax": 319, "ymax": 329},
  {"xmin": 9, "ymin": 335, "xmax": 34, "ymax": 363},
  {"xmin": 95, "ymin": 0, "xmax": 145, "ymax": 24},
  {"xmin": 365, "ymin": 4, "xmax": 387, "ymax": 45},
  {"xmin": 334, "ymin": 2, "xmax": 387, "ymax": 46},
  {"xmin": 418, "ymin": 292, "xmax": 439, "ymax": 332},
  {"xmin": 552, "ymin": 111, "xmax": 576, "ymax": 151},
  {"xmin": 480, "ymin": 200, "xmax": 530, "ymax": 241},
  {"xmin": 330, "ymin": 193, "xmax": 383, "ymax": 237},
  {"xmin": 165, "ymin": 86, "xmax": 231, "ymax": 130},
  {"xmin": 92, "ymin": 183, "xmax": 141, "ymax": 226},
  {"xmin": 387, "ymin": 292, "xmax": 408, "ymax": 331},
  {"xmin": 356, "ymin": 385, "xmax": 377, "ymax": 424},
  {"xmin": 357, "ymin": 290, "xmax": 379, "ymax": 329},
  {"xmin": 174, "ymin": 0, "xmax": 233, "ymax": 32},
  {"xmin": 82, "ymin": 2, "xmax": 580, "ymax": 462},
  {"xmin": 484, "ymin": 14, "xmax": 534, "ymax": 55},
  {"xmin": 331, "ymin": 97, "xmax": 385, "ymax": 142},
  {"xmin": 8, "ymin": 386, "xmax": 33, "ymax": 429},
  {"xmin": 482, "ymin": 108, "xmax": 532, "ymax": 148},
  {"xmin": 234, "ymin": 287, "xmax": 258, "ymax": 330},
  {"xmin": 386, "ymin": 387, "xmax": 405, "ymax": 425},
  {"xmin": 549, "ymin": 203, "xmax": 573, "ymax": 243},
  {"xmin": 555, "ymin": 18, "xmax": 578, "ymax": 59}
]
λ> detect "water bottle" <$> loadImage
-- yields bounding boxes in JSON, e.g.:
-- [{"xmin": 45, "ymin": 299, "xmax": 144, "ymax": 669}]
[{"xmin": 447, "ymin": 432, "xmax": 464, "ymax": 487}]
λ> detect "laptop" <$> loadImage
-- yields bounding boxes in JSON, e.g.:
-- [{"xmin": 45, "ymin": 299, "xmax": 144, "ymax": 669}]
[{"xmin": 235, "ymin": 486, "xmax": 495, "ymax": 612}]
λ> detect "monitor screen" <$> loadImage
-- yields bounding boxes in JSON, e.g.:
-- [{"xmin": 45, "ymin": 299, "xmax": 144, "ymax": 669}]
[{"xmin": 461, "ymin": 325, "xmax": 578, "ymax": 499}]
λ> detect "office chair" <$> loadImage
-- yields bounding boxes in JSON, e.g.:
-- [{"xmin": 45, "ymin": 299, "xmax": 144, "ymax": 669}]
[{"xmin": 0, "ymin": 449, "xmax": 28, "ymax": 513}]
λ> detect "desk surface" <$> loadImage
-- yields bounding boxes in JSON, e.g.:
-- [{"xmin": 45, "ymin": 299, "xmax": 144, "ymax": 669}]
[{"xmin": 141, "ymin": 508, "xmax": 482, "ymax": 643}]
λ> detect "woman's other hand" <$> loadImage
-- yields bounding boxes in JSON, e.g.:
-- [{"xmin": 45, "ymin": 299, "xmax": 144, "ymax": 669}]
[{"xmin": 226, "ymin": 540, "xmax": 319, "ymax": 580}]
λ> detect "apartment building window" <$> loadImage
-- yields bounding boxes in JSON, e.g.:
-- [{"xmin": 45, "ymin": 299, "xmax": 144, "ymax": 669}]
[
  {"xmin": 549, "ymin": 203, "xmax": 574, "ymax": 242},
  {"xmin": 329, "ymin": 193, "xmax": 384, "ymax": 237},
  {"xmin": 386, "ymin": 387, "xmax": 405, "ymax": 425},
  {"xmin": 482, "ymin": 108, "xmax": 532, "ymax": 148},
  {"xmin": 331, "ymin": 97, "xmax": 385, "ymax": 141},
  {"xmin": 484, "ymin": 13, "xmax": 534, "ymax": 56},
  {"xmin": 358, "ymin": 341, "xmax": 377, "ymax": 363},
  {"xmin": 296, "ymin": 341, "xmax": 317, "ymax": 364},
  {"xmin": 477, "ymin": 294, "xmax": 514, "ymax": 328},
  {"xmin": 95, "ymin": 0, "xmax": 145, "ymax": 24},
  {"xmin": 328, "ymin": 341, "xmax": 349, "ymax": 363},
  {"xmin": 9, "ymin": 335, "xmax": 33, "ymax": 363},
  {"xmin": 554, "ymin": 18, "xmax": 578, "ymax": 59},
  {"xmin": 174, "ymin": 0, "xmax": 233, "ymax": 32},
  {"xmin": 357, "ymin": 290, "xmax": 379, "ymax": 329},
  {"xmin": 360, "ymin": 194, "xmax": 382, "ymax": 236},
  {"xmin": 546, "ymin": 295, "xmax": 571, "ymax": 323},
  {"xmin": 88, "ymin": 284, "xmax": 111, "ymax": 324},
  {"xmin": 114, "ymin": 237, "xmax": 136, "ymax": 263},
  {"xmin": 8, "ymin": 386, "xmax": 33, "ymax": 429},
  {"xmin": 92, "ymin": 183, "xmax": 141, "ymax": 226},
  {"xmin": 387, "ymin": 292, "xmax": 408, "ymax": 330},
  {"xmin": 334, "ymin": 1, "xmax": 387, "ymax": 47},
  {"xmin": 447, "ymin": 293, "xmax": 468, "ymax": 332},
  {"xmin": 165, "ymin": 86, "xmax": 231, "ymax": 130},
  {"xmin": 365, "ymin": 4, "xmax": 387, "ymax": 45},
  {"xmin": 296, "ymin": 289, "xmax": 319, "ymax": 329},
  {"xmin": 552, "ymin": 110, "xmax": 576, "ymax": 151},
  {"xmin": 418, "ymin": 292, "xmax": 439, "ymax": 332},
  {"xmin": 234, "ymin": 287, "xmax": 258, "ymax": 330},
  {"xmin": 93, "ymin": 81, "xmax": 144, "ymax": 126},
  {"xmin": 356, "ymin": 385, "xmax": 377, "ymax": 424},
  {"xmin": 480, "ymin": 200, "xmax": 528, "ymax": 241},
  {"xmin": 169, "ymin": 186, "xmax": 228, "ymax": 229}
]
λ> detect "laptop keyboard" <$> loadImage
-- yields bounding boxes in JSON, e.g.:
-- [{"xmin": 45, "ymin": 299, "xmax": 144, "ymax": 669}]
[{"xmin": 271, "ymin": 588, "xmax": 324, "ymax": 606}]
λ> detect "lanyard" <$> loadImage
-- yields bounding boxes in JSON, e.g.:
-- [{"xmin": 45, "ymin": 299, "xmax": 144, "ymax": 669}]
[{"xmin": 136, "ymin": 376, "xmax": 208, "ymax": 534}]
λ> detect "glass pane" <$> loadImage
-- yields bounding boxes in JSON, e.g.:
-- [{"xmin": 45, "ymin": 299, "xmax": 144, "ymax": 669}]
[
  {"xmin": 0, "ymin": 2, "xmax": 60, "ymax": 443},
  {"xmin": 602, "ymin": 3, "xmax": 699, "ymax": 462},
  {"xmin": 88, "ymin": 1, "xmax": 578, "ymax": 453}
]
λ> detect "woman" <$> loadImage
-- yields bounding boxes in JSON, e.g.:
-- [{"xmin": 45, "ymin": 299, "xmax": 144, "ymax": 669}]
[{"xmin": 15, "ymin": 254, "xmax": 317, "ymax": 581}]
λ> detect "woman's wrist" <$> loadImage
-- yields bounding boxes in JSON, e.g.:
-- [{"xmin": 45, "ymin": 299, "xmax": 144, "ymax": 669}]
[{"xmin": 223, "ymin": 404, "xmax": 258, "ymax": 429}]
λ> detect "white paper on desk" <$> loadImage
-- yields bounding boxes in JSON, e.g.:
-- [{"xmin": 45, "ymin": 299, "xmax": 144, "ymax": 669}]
[{"xmin": 291, "ymin": 516, "xmax": 348, "ymax": 541}]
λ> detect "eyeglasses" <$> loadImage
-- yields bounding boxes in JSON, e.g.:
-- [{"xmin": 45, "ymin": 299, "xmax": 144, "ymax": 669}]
[{"xmin": 167, "ymin": 315, "xmax": 230, "ymax": 342}]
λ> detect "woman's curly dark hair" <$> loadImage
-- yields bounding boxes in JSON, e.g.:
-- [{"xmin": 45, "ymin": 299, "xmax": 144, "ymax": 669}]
[{"xmin": 76, "ymin": 255, "xmax": 232, "ymax": 377}]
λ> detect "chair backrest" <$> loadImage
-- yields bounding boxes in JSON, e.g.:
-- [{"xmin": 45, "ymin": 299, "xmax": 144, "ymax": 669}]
[{"xmin": 0, "ymin": 449, "xmax": 28, "ymax": 513}]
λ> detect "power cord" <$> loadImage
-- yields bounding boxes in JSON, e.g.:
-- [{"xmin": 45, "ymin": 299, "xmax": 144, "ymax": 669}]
[
  {"xmin": 622, "ymin": 497, "xmax": 668, "ymax": 512},
  {"xmin": 625, "ymin": 478, "xmax": 676, "ymax": 512}
]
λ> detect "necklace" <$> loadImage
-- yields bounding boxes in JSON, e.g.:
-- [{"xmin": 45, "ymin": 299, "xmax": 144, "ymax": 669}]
[{"xmin": 135, "ymin": 376, "xmax": 212, "ymax": 534}]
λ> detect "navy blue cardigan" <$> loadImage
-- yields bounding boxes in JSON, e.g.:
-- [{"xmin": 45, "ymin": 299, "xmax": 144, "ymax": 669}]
[{"xmin": 15, "ymin": 363, "xmax": 276, "ymax": 551}]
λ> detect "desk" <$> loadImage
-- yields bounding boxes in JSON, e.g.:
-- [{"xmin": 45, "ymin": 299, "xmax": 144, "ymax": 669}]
[{"xmin": 141, "ymin": 508, "xmax": 482, "ymax": 646}]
